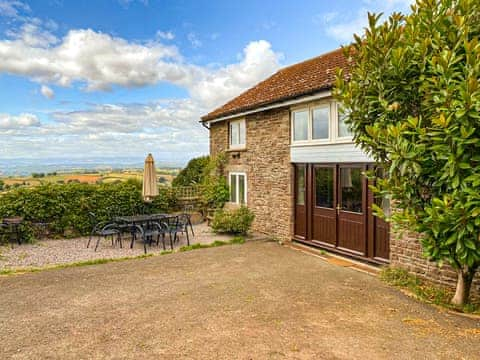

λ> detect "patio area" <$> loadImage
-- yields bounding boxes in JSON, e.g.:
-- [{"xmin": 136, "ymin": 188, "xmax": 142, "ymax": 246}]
[
  {"xmin": 1, "ymin": 240, "xmax": 479, "ymax": 359},
  {"xmin": 0, "ymin": 222, "xmax": 237, "ymax": 271}
]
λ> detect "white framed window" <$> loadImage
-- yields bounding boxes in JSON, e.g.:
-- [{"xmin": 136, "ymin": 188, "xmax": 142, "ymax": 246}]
[
  {"xmin": 337, "ymin": 103, "xmax": 353, "ymax": 139},
  {"xmin": 291, "ymin": 101, "xmax": 352, "ymax": 145},
  {"xmin": 229, "ymin": 119, "xmax": 246, "ymax": 149},
  {"xmin": 312, "ymin": 105, "xmax": 330, "ymax": 140},
  {"xmin": 229, "ymin": 172, "xmax": 247, "ymax": 205},
  {"xmin": 292, "ymin": 110, "xmax": 309, "ymax": 141}
]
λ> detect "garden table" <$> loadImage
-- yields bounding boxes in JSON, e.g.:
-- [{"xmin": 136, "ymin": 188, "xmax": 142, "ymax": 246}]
[{"xmin": 114, "ymin": 214, "xmax": 170, "ymax": 249}]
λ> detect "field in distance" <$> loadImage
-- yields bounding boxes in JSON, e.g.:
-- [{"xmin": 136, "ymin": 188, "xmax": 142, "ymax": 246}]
[{"xmin": 0, "ymin": 168, "xmax": 179, "ymax": 190}]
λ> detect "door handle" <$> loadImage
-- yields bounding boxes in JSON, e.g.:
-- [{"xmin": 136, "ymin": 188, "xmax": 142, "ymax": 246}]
[{"xmin": 336, "ymin": 204, "xmax": 342, "ymax": 214}]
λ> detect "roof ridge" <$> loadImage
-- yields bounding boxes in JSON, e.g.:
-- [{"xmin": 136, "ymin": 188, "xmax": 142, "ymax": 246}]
[
  {"xmin": 276, "ymin": 47, "xmax": 345, "ymax": 74},
  {"xmin": 202, "ymin": 47, "xmax": 350, "ymax": 122}
]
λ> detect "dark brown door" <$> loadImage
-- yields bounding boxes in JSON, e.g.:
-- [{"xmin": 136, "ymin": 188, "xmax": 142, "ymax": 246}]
[
  {"xmin": 373, "ymin": 167, "xmax": 390, "ymax": 261},
  {"xmin": 311, "ymin": 165, "xmax": 337, "ymax": 247},
  {"xmin": 294, "ymin": 164, "xmax": 307, "ymax": 239},
  {"xmin": 337, "ymin": 165, "xmax": 367, "ymax": 256}
]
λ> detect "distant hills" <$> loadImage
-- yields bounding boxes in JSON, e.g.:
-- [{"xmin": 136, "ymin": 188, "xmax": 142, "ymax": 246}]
[{"xmin": 0, "ymin": 157, "xmax": 186, "ymax": 177}]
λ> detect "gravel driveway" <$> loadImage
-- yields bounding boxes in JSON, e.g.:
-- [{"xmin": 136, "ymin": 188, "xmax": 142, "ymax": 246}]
[{"xmin": 0, "ymin": 241, "xmax": 479, "ymax": 359}]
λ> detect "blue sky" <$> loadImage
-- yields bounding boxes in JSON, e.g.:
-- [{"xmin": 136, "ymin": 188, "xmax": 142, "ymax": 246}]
[{"xmin": 0, "ymin": 0, "xmax": 413, "ymax": 165}]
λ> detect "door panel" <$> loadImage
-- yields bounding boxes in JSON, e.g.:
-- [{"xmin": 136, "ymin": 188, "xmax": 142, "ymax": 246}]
[
  {"xmin": 312, "ymin": 166, "xmax": 337, "ymax": 246},
  {"xmin": 373, "ymin": 167, "xmax": 390, "ymax": 260},
  {"xmin": 294, "ymin": 165, "xmax": 307, "ymax": 239},
  {"xmin": 337, "ymin": 166, "xmax": 366, "ymax": 255}
]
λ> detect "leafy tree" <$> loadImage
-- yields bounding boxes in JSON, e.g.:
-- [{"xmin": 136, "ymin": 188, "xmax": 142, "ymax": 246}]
[
  {"xmin": 0, "ymin": 179, "xmax": 4, "ymax": 191},
  {"xmin": 172, "ymin": 156, "xmax": 210, "ymax": 187},
  {"xmin": 335, "ymin": 0, "xmax": 480, "ymax": 305},
  {"xmin": 198, "ymin": 153, "xmax": 229, "ymax": 210}
]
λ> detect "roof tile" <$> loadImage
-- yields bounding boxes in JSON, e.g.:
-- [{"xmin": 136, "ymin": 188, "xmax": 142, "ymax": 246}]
[{"xmin": 201, "ymin": 47, "xmax": 350, "ymax": 121}]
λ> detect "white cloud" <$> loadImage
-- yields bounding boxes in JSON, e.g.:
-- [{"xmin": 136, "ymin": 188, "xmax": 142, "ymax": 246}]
[
  {"xmin": 0, "ymin": 28, "xmax": 183, "ymax": 90},
  {"xmin": 188, "ymin": 40, "xmax": 282, "ymax": 108},
  {"xmin": 0, "ymin": 20, "xmax": 282, "ymax": 108},
  {"xmin": 40, "ymin": 85, "xmax": 54, "ymax": 99},
  {"xmin": 0, "ymin": 7, "xmax": 284, "ymax": 160},
  {"xmin": 156, "ymin": 30, "xmax": 175, "ymax": 40},
  {"xmin": 0, "ymin": 100, "xmax": 209, "ymax": 159},
  {"xmin": 6, "ymin": 22, "xmax": 58, "ymax": 47},
  {"xmin": 0, "ymin": 113, "xmax": 40, "ymax": 129},
  {"xmin": 0, "ymin": 0, "xmax": 29, "ymax": 18},
  {"xmin": 322, "ymin": 0, "xmax": 414, "ymax": 43},
  {"xmin": 187, "ymin": 32, "xmax": 202, "ymax": 48},
  {"xmin": 117, "ymin": 0, "xmax": 149, "ymax": 8}
]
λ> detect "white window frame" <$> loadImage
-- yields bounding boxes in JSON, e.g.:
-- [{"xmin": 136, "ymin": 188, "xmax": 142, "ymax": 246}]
[
  {"xmin": 229, "ymin": 118, "xmax": 246, "ymax": 149},
  {"xmin": 229, "ymin": 172, "xmax": 247, "ymax": 205},
  {"xmin": 291, "ymin": 100, "xmax": 353, "ymax": 145},
  {"xmin": 311, "ymin": 103, "xmax": 331, "ymax": 143},
  {"xmin": 292, "ymin": 108, "xmax": 310, "ymax": 143},
  {"xmin": 335, "ymin": 102, "xmax": 354, "ymax": 142}
]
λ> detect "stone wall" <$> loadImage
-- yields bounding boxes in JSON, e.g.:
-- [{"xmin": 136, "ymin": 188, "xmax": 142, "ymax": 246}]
[
  {"xmin": 390, "ymin": 229, "xmax": 480, "ymax": 295},
  {"xmin": 209, "ymin": 108, "xmax": 293, "ymax": 241}
]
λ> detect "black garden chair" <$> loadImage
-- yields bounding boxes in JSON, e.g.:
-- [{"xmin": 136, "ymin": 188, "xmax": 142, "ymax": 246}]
[
  {"xmin": 137, "ymin": 221, "xmax": 172, "ymax": 253},
  {"xmin": 165, "ymin": 214, "xmax": 193, "ymax": 246},
  {"xmin": 86, "ymin": 212, "xmax": 121, "ymax": 251}
]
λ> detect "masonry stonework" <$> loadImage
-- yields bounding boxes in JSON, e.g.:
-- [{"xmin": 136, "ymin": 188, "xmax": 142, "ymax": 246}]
[
  {"xmin": 209, "ymin": 108, "xmax": 293, "ymax": 242},
  {"xmin": 390, "ymin": 229, "xmax": 480, "ymax": 295}
]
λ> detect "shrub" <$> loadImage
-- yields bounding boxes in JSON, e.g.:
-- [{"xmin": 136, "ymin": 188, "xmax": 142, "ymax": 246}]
[
  {"xmin": 211, "ymin": 206, "xmax": 255, "ymax": 235},
  {"xmin": 0, "ymin": 182, "xmax": 179, "ymax": 238}
]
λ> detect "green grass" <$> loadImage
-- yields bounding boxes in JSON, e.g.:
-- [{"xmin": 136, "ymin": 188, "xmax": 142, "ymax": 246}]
[
  {"xmin": 0, "ymin": 237, "xmax": 246, "ymax": 276},
  {"xmin": 179, "ymin": 236, "xmax": 245, "ymax": 252},
  {"xmin": 380, "ymin": 268, "xmax": 480, "ymax": 314},
  {"xmin": 0, "ymin": 253, "xmax": 154, "ymax": 276}
]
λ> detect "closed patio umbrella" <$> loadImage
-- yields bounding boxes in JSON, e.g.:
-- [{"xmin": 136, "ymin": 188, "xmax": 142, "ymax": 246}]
[{"xmin": 142, "ymin": 153, "xmax": 158, "ymax": 202}]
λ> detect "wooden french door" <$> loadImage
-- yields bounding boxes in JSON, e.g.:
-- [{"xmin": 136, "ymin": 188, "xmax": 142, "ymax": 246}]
[
  {"xmin": 293, "ymin": 163, "xmax": 389, "ymax": 263},
  {"xmin": 311, "ymin": 165, "xmax": 337, "ymax": 247},
  {"xmin": 337, "ymin": 165, "xmax": 367, "ymax": 256}
]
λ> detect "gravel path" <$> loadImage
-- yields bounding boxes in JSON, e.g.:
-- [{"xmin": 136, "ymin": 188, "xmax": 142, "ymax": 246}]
[{"xmin": 0, "ymin": 223, "xmax": 236, "ymax": 270}]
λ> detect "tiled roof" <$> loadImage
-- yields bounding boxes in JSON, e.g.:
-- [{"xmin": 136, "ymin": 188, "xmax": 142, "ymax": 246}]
[{"xmin": 201, "ymin": 47, "xmax": 350, "ymax": 122}]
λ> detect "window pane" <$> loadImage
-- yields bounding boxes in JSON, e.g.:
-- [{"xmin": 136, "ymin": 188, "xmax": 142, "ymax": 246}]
[
  {"xmin": 239, "ymin": 120, "xmax": 246, "ymax": 145},
  {"xmin": 338, "ymin": 106, "xmax": 352, "ymax": 138},
  {"xmin": 340, "ymin": 168, "xmax": 362, "ymax": 213},
  {"xmin": 238, "ymin": 175, "xmax": 245, "ymax": 204},
  {"xmin": 312, "ymin": 107, "xmax": 329, "ymax": 139},
  {"xmin": 293, "ymin": 110, "xmax": 308, "ymax": 141},
  {"xmin": 315, "ymin": 167, "xmax": 334, "ymax": 208},
  {"xmin": 230, "ymin": 174, "xmax": 237, "ymax": 202},
  {"xmin": 296, "ymin": 166, "xmax": 305, "ymax": 205},
  {"xmin": 230, "ymin": 122, "xmax": 239, "ymax": 145}
]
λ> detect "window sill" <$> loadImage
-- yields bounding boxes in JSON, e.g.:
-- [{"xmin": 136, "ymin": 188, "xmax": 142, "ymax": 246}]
[
  {"xmin": 227, "ymin": 147, "xmax": 247, "ymax": 153},
  {"xmin": 290, "ymin": 140, "xmax": 353, "ymax": 147}
]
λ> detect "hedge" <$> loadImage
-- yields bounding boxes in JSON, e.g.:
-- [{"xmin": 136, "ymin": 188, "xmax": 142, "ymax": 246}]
[{"xmin": 0, "ymin": 180, "xmax": 179, "ymax": 239}]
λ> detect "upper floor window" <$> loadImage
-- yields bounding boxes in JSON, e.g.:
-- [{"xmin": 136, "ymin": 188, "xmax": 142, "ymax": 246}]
[
  {"xmin": 293, "ymin": 110, "xmax": 309, "ymax": 141},
  {"xmin": 312, "ymin": 105, "xmax": 329, "ymax": 140},
  {"xmin": 291, "ymin": 101, "xmax": 352, "ymax": 144},
  {"xmin": 337, "ymin": 104, "xmax": 353, "ymax": 138},
  {"xmin": 229, "ymin": 119, "xmax": 246, "ymax": 149}
]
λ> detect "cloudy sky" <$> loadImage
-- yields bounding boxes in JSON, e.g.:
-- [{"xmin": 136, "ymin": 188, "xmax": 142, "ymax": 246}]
[{"xmin": 0, "ymin": 0, "xmax": 413, "ymax": 166}]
